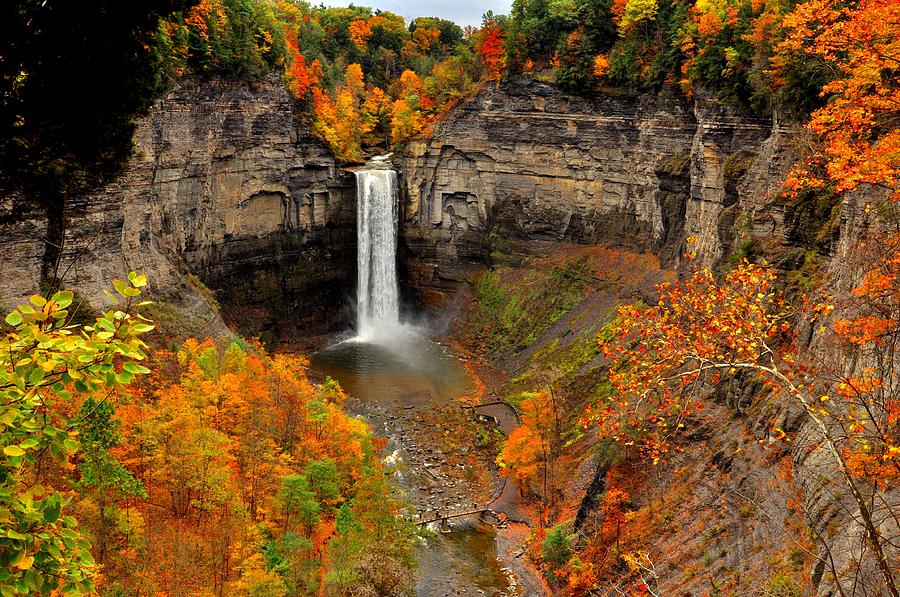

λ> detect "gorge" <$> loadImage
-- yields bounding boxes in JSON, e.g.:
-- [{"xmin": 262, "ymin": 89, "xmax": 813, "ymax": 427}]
[{"xmin": 0, "ymin": 46, "xmax": 891, "ymax": 597}]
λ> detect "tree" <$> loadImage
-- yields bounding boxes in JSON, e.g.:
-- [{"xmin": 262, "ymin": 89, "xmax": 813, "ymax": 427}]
[
  {"xmin": 618, "ymin": 0, "xmax": 658, "ymax": 32},
  {"xmin": 277, "ymin": 475, "xmax": 320, "ymax": 534},
  {"xmin": 0, "ymin": 0, "xmax": 197, "ymax": 203},
  {"xmin": 74, "ymin": 397, "xmax": 146, "ymax": 565},
  {"xmin": 474, "ymin": 21, "xmax": 507, "ymax": 82},
  {"xmin": 498, "ymin": 391, "xmax": 562, "ymax": 521},
  {"xmin": 349, "ymin": 19, "xmax": 373, "ymax": 50},
  {"xmin": 542, "ymin": 524, "xmax": 573, "ymax": 565},
  {"xmin": 284, "ymin": 30, "xmax": 321, "ymax": 100},
  {"xmin": 0, "ymin": 273, "xmax": 154, "ymax": 595},
  {"xmin": 361, "ymin": 87, "xmax": 393, "ymax": 146},
  {"xmin": 389, "ymin": 99, "xmax": 426, "ymax": 145},
  {"xmin": 304, "ymin": 458, "xmax": 341, "ymax": 506},
  {"xmin": 779, "ymin": 0, "xmax": 900, "ymax": 200},
  {"xmin": 595, "ymin": 257, "xmax": 900, "ymax": 595}
]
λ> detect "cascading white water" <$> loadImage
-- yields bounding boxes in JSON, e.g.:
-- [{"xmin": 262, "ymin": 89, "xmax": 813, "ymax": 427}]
[{"xmin": 355, "ymin": 164, "xmax": 399, "ymax": 342}]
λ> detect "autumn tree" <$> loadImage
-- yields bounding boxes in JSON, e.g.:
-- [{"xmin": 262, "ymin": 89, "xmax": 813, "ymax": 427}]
[
  {"xmin": 780, "ymin": 0, "xmax": 900, "ymax": 199},
  {"xmin": 0, "ymin": 273, "xmax": 154, "ymax": 595},
  {"xmin": 595, "ymin": 256, "xmax": 900, "ymax": 595},
  {"xmin": 361, "ymin": 86, "xmax": 393, "ymax": 146},
  {"xmin": 389, "ymin": 99, "xmax": 426, "ymax": 145},
  {"xmin": 102, "ymin": 335, "xmax": 414, "ymax": 595},
  {"xmin": 284, "ymin": 30, "xmax": 321, "ymax": 100},
  {"xmin": 474, "ymin": 21, "xmax": 507, "ymax": 82},
  {"xmin": 349, "ymin": 18, "xmax": 373, "ymax": 50},
  {"xmin": 498, "ymin": 390, "xmax": 563, "ymax": 523}
]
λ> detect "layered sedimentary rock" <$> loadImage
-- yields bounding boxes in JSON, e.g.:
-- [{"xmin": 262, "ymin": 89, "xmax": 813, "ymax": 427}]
[
  {"xmin": 395, "ymin": 78, "xmax": 797, "ymax": 303},
  {"xmin": 0, "ymin": 77, "xmax": 355, "ymax": 338}
]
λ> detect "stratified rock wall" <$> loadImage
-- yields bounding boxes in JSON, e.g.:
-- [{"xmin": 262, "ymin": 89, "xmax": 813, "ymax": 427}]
[
  {"xmin": 395, "ymin": 78, "xmax": 797, "ymax": 302},
  {"xmin": 0, "ymin": 77, "xmax": 355, "ymax": 338}
]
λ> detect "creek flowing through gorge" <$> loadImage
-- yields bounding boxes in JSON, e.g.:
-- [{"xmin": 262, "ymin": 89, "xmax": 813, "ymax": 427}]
[{"xmin": 310, "ymin": 159, "xmax": 519, "ymax": 595}]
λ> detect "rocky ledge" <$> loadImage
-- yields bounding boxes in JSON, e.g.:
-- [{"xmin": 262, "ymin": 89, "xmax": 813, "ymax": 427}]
[{"xmin": 394, "ymin": 77, "xmax": 798, "ymax": 306}]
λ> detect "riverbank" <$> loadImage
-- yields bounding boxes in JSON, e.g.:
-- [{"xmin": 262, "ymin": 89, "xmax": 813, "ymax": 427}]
[{"xmin": 443, "ymin": 334, "xmax": 552, "ymax": 597}]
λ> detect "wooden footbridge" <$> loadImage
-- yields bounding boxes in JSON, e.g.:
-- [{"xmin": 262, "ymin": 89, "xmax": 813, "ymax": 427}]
[
  {"xmin": 413, "ymin": 507, "xmax": 499, "ymax": 532},
  {"xmin": 411, "ymin": 477, "xmax": 510, "ymax": 532}
]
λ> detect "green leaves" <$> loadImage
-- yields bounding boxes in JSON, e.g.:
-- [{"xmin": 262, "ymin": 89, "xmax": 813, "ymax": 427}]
[{"xmin": 0, "ymin": 274, "xmax": 154, "ymax": 596}]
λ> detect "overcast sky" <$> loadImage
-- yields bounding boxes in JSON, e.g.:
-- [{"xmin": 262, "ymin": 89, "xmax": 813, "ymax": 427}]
[{"xmin": 322, "ymin": 0, "xmax": 513, "ymax": 28}]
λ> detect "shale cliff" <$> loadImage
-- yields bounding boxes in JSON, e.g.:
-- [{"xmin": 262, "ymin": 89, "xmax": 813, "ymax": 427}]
[
  {"xmin": 395, "ymin": 78, "xmax": 799, "ymax": 305},
  {"xmin": 0, "ymin": 72, "xmax": 881, "ymax": 595},
  {"xmin": 397, "ymin": 79, "xmax": 894, "ymax": 594},
  {"xmin": 0, "ymin": 77, "xmax": 356, "ymax": 339}
]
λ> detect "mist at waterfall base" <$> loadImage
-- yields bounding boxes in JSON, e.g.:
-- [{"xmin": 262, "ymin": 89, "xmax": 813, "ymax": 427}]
[{"xmin": 309, "ymin": 162, "xmax": 518, "ymax": 595}]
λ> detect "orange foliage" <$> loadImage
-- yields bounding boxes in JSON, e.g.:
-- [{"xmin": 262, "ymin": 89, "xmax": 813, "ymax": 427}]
[
  {"xmin": 344, "ymin": 63, "xmax": 365, "ymax": 96},
  {"xmin": 592, "ymin": 54, "xmax": 610, "ymax": 78},
  {"xmin": 285, "ymin": 31, "xmax": 321, "ymax": 100},
  {"xmin": 310, "ymin": 65, "xmax": 370, "ymax": 161},
  {"xmin": 475, "ymin": 22, "xmax": 507, "ymax": 82},
  {"xmin": 97, "ymin": 339, "xmax": 393, "ymax": 594},
  {"xmin": 780, "ymin": 0, "xmax": 900, "ymax": 199},
  {"xmin": 348, "ymin": 19, "xmax": 373, "ymax": 50},
  {"xmin": 412, "ymin": 25, "xmax": 441, "ymax": 54},
  {"xmin": 498, "ymin": 391, "xmax": 559, "ymax": 514},
  {"xmin": 595, "ymin": 240, "xmax": 900, "ymax": 591},
  {"xmin": 696, "ymin": 10, "xmax": 723, "ymax": 37},
  {"xmin": 591, "ymin": 261, "xmax": 788, "ymax": 464}
]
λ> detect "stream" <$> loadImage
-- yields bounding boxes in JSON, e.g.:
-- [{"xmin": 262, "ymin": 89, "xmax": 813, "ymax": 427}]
[{"xmin": 310, "ymin": 331, "xmax": 520, "ymax": 596}]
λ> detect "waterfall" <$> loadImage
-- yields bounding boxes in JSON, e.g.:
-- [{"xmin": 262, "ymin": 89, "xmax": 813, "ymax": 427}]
[{"xmin": 355, "ymin": 164, "xmax": 399, "ymax": 342}]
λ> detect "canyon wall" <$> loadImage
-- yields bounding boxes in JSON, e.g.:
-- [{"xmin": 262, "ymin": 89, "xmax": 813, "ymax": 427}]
[
  {"xmin": 395, "ymin": 77, "xmax": 799, "ymax": 305},
  {"xmin": 0, "ymin": 77, "xmax": 356, "ymax": 339},
  {"xmin": 0, "ymin": 72, "xmax": 882, "ymax": 593},
  {"xmin": 396, "ymin": 78, "xmax": 892, "ymax": 594}
]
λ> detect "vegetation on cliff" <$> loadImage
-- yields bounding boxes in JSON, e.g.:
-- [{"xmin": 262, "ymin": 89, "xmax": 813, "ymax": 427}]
[{"xmin": 149, "ymin": 0, "xmax": 505, "ymax": 161}]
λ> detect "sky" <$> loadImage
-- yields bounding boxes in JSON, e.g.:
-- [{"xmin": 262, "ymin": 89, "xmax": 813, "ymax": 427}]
[{"xmin": 321, "ymin": 0, "xmax": 513, "ymax": 28}]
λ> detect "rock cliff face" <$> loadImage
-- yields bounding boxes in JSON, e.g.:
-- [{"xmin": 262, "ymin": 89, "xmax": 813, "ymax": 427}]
[
  {"xmin": 0, "ymin": 70, "xmax": 883, "ymax": 595},
  {"xmin": 395, "ymin": 78, "xmax": 797, "ymax": 304},
  {"xmin": 0, "ymin": 77, "xmax": 356, "ymax": 339}
]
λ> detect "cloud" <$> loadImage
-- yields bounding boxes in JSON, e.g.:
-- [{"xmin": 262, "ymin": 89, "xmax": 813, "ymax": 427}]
[{"xmin": 320, "ymin": 0, "xmax": 512, "ymax": 27}]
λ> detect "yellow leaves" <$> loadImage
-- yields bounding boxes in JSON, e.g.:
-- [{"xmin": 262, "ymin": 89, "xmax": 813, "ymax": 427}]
[
  {"xmin": 619, "ymin": 0, "xmax": 659, "ymax": 32},
  {"xmin": 14, "ymin": 552, "xmax": 34, "ymax": 571},
  {"xmin": 595, "ymin": 260, "xmax": 796, "ymax": 464}
]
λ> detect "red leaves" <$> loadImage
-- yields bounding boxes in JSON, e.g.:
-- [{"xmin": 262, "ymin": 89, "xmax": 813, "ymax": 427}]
[
  {"xmin": 834, "ymin": 316, "xmax": 895, "ymax": 346},
  {"xmin": 593, "ymin": 261, "xmax": 790, "ymax": 464},
  {"xmin": 474, "ymin": 21, "xmax": 506, "ymax": 82},
  {"xmin": 284, "ymin": 31, "xmax": 321, "ymax": 100}
]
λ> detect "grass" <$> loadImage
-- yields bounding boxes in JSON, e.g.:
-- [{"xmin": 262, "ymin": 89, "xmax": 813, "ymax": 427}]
[{"xmin": 473, "ymin": 257, "xmax": 593, "ymax": 353}]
